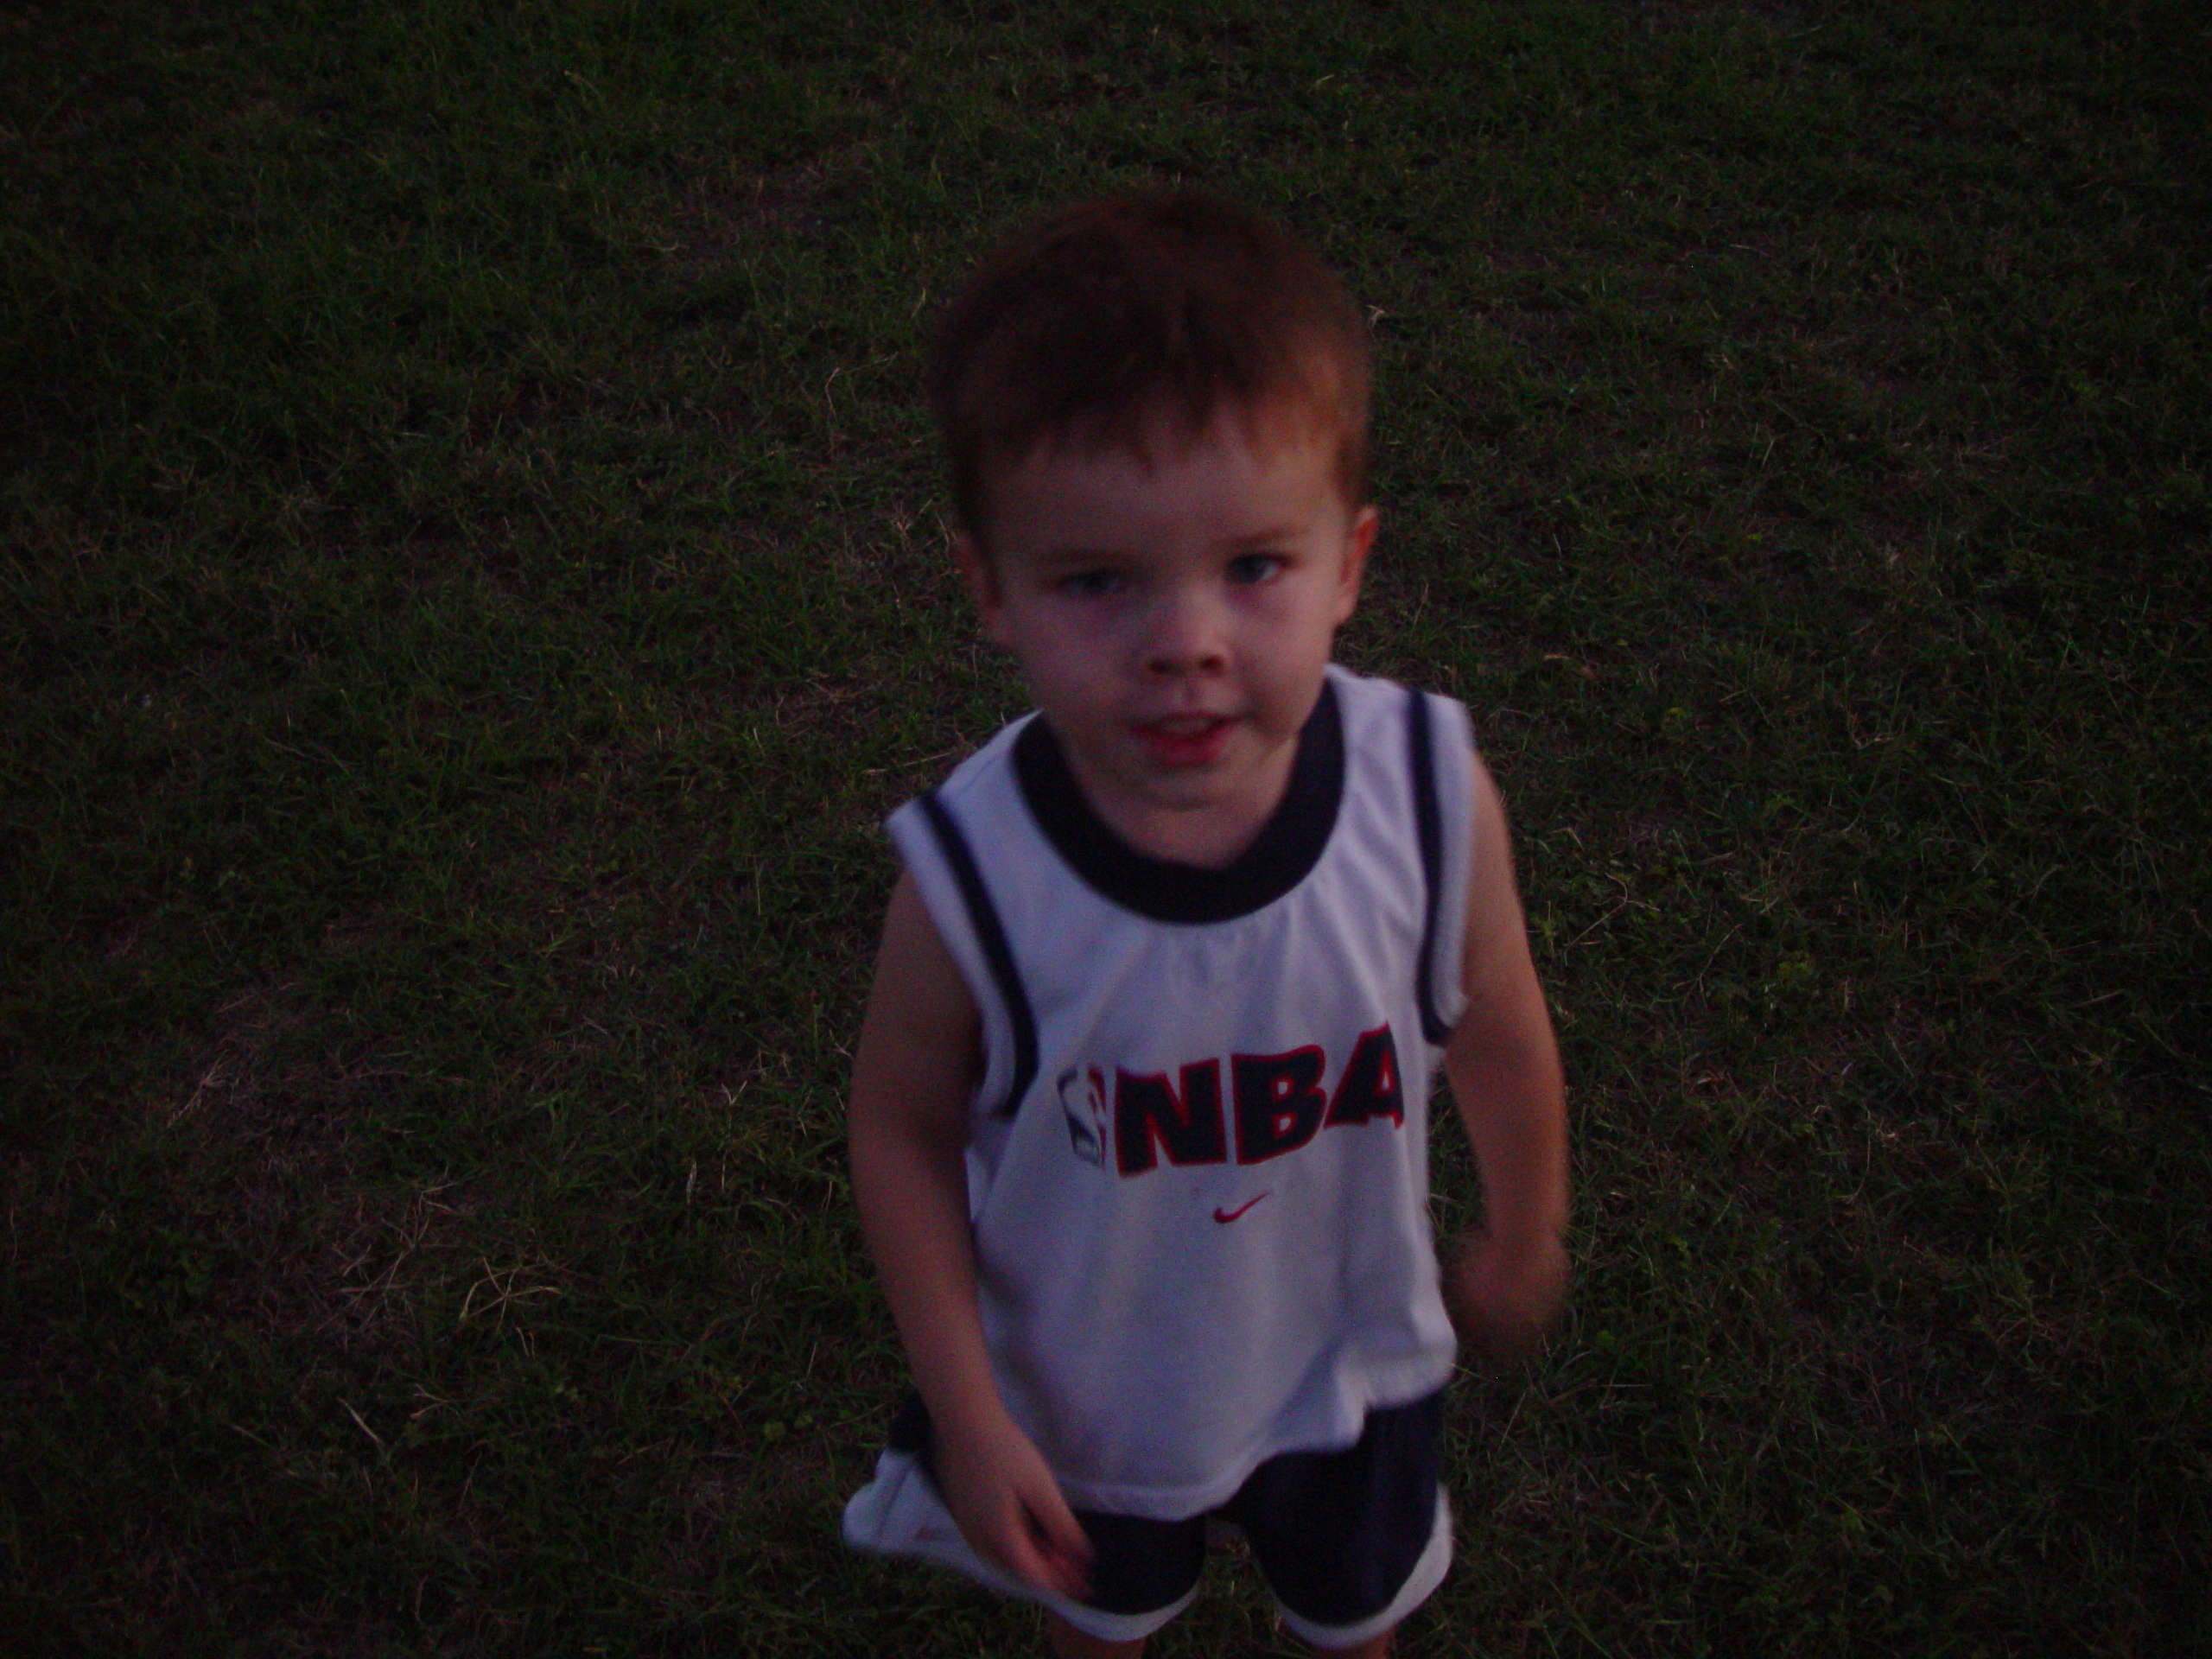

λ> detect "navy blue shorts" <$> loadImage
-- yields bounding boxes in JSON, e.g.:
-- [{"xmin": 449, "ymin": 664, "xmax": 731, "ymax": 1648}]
[{"xmin": 893, "ymin": 1389, "xmax": 1446, "ymax": 1632}]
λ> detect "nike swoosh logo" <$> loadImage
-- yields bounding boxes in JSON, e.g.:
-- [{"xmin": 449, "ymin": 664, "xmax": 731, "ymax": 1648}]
[{"xmin": 1213, "ymin": 1193, "xmax": 1269, "ymax": 1224}]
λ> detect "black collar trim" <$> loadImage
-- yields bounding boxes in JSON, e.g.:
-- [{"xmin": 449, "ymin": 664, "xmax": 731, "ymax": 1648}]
[{"xmin": 1011, "ymin": 680, "xmax": 1344, "ymax": 924}]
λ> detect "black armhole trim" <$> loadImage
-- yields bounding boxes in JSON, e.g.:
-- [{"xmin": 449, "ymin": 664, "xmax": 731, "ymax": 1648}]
[
  {"xmin": 919, "ymin": 792, "xmax": 1037, "ymax": 1119},
  {"xmin": 1407, "ymin": 690, "xmax": 1453, "ymax": 1046}
]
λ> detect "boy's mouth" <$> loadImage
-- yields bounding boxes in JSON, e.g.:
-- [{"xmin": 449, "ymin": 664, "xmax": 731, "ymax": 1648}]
[{"xmin": 1132, "ymin": 713, "xmax": 1235, "ymax": 769}]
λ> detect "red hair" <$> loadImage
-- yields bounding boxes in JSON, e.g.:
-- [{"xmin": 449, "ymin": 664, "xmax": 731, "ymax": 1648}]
[{"xmin": 927, "ymin": 191, "xmax": 1373, "ymax": 544}]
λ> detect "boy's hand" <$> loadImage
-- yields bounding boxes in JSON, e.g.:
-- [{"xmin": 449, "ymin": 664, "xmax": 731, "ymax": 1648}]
[
  {"xmin": 851, "ymin": 878, "xmax": 1090, "ymax": 1597},
  {"xmin": 934, "ymin": 1408, "xmax": 1094, "ymax": 1601},
  {"xmin": 1446, "ymin": 1226, "xmax": 1569, "ymax": 1372}
]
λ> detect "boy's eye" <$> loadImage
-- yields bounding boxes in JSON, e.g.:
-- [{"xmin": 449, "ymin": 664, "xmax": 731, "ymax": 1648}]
[
  {"xmin": 1059, "ymin": 568, "xmax": 1126, "ymax": 598},
  {"xmin": 1226, "ymin": 552, "xmax": 1286, "ymax": 585}
]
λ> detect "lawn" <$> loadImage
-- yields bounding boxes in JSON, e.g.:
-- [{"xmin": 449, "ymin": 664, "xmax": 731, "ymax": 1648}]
[{"xmin": 3, "ymin": 1, "xmax": 2208, "ymax": 1653}]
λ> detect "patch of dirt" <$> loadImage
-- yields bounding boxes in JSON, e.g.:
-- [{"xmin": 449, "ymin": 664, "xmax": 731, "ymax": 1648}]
[{"xmin": 139, "ymin": 969, "xmax": 485, "ymax": 1363}]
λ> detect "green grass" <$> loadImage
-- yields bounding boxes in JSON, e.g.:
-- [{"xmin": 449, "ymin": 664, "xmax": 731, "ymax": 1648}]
[{"xmin": 4, "ymin": 0, "xmax": 2208, "ymax": 1653}]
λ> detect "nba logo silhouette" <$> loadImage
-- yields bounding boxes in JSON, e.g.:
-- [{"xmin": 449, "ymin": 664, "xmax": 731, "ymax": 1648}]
[{"xmin": 1057, "ymin": 1066, "xmax": 1109, "ymax": 1165}]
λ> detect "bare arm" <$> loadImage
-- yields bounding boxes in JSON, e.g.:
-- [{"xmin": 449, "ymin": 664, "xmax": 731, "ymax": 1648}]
[
  {"xmin": 848, "ymin": 871, "xmax": 1091, "ymax": 1595},
  {"xmin": 1440, "ymin": 755, "xmax": 1571, "ymax": 1368}
]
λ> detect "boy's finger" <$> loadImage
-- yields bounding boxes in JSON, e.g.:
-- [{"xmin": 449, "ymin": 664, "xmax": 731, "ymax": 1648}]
[
  {"xmin": 1037, "ymin": 1507, "xmax": 1095, "ymax": 1580},
  {"xmin": 995, "ymin": 1522, "xmax": 1084, "ymax": 1599},
  {"xmin": 1020, "ymin": 1494, "xmax": 1094, "ymax": 1597}
]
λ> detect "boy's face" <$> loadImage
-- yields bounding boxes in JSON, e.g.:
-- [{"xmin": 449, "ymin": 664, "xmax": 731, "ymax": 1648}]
[{"xmin": 956, "ymin": 410, "xmax": 1376, "ymax": 867}]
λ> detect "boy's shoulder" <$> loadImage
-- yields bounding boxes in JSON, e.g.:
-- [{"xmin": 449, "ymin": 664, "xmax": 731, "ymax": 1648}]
[
  {"xmin": 924, "ymin": 708, "xmax": 1041, "ymax": 811},
  {"xmin": 1326, "ymin": 660, "xmax": 1448, "ymax": 729}
]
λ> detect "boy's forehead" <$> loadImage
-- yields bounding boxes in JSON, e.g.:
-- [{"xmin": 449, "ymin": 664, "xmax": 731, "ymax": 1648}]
[
  {"xmin": 976, "ymin": 407, "xmax": 1352, "ymax": 563},
  {"xmin": 988, "ymin": 397, "xmax": 1344, "ymax": 497}
]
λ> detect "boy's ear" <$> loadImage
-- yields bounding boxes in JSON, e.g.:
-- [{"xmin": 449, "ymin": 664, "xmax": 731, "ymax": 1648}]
[
  {"xmin": 1332, "ymin": 505, "xmax": 1380, "ymax": 626},
  {"xmin": 952, "ymin": 532, "xmax": 1014, "ymax": 648}
]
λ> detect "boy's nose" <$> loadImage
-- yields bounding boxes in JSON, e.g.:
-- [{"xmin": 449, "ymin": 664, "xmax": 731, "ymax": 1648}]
[{"xmin": 1141, "ymin": 588, "xmax": 1230, "ymax": 677}]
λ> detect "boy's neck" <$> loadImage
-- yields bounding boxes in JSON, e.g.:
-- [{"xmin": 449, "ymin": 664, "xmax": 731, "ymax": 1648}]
[
  {"xmin": 1011, "ymin": 682, "xmax": 1346, "ymax": 924},
  {"xmin": 1064, "ymin": 747, "xmax": 1295, "ymax": 869}
]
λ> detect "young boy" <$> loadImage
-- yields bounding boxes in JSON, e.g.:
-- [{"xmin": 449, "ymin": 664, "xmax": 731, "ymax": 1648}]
[{"xmin": 842, "ymin": 191, "xmax": 1569, "ymax": 1658}]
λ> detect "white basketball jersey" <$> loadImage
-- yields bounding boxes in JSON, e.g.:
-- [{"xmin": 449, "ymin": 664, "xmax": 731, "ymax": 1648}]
[{"xmin": 853, "ymin": 665, "xmax": 1477, "ymax": 1523}]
